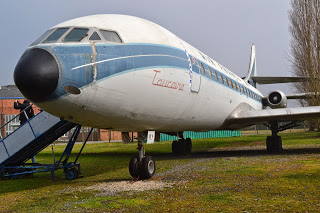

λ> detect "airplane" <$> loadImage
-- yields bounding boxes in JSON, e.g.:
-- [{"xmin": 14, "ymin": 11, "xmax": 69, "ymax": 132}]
[{"xmin": 13, "ymin": 14, "xmax": 320, "ymax": 180}]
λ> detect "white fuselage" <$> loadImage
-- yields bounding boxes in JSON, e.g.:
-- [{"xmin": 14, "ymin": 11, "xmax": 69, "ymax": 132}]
[{"xmin": 17, "ymin": 15, "xmax": 263, "ymax": 132}]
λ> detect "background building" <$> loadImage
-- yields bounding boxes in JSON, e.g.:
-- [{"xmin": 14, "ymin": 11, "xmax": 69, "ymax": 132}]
[{"xmin": 0, "ymin": 85, "xmax": 30, "ymax": 137}]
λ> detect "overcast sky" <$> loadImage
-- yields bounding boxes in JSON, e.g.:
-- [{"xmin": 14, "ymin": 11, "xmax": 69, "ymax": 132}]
[{"xmin": 0, "ymin": 0, "xmax": 292, "ymax": 95}]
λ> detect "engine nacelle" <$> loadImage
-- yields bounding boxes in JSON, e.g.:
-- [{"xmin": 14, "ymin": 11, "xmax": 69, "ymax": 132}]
[{"xmin": 266, "ymin": 90, "xmax": 287, "ymax": 109}]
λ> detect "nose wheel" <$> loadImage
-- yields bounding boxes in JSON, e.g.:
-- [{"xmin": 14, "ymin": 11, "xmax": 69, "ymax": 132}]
[{"xmin": 129, "ymin": 133, "xmax": 156, "ymax": 180}]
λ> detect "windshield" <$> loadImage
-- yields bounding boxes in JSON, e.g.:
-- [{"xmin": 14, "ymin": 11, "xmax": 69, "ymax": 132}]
[
  {"xmin": 31, "ymin": 29, "xmax": 55, "ymax": 46},
  {"xmin": 100, "ymin": 30, "xmax": 122, "ymax": 43},
  {"xmin": 43, "ymin": 28, "xmax": 69, "ymax": 43},
  {"xmin": 64, "ymin": 28, "xmax": 89, "ymax": 42}
]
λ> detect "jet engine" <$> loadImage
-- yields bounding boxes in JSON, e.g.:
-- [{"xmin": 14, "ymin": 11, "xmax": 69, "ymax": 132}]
[{"xmin": 266, "ymin": 90, "xmax": 287, "ymax": 109}]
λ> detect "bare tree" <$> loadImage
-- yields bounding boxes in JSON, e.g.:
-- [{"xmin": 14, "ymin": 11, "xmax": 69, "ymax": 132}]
[{"xmin": 289, "ymin": 0, "xmax": 320, "ymax": 129}]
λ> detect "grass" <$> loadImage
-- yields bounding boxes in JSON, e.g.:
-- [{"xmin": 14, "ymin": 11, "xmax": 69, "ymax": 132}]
[{"xmin": 1, "ymin": 131, "xmax": 320, "ymax": 212}]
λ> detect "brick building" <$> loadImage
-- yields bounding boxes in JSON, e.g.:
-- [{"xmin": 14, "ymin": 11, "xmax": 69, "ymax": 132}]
[
  {"xmin": 0, "ymin": 85, "xmax": 135, "ymax": 142},
  {"xmin": 0, "ymin": 85, "xmax": 29, "ymax": 137}
]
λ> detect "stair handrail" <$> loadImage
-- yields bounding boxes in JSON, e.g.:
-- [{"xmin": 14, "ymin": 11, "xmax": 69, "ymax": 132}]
[{"xmin": 0, "ymin": 104, "xmax": 34, "ymax": 131}]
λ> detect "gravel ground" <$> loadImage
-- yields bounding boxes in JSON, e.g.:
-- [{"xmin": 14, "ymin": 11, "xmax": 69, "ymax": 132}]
[{"xmin": 86, "ymin": 180, "xmax": 174, "ymax": 195}]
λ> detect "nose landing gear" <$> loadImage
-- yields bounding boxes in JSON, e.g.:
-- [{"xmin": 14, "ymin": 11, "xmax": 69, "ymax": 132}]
[{"xmin": 129, "ymin": 133, "xmax": 155, "ymax": 180}]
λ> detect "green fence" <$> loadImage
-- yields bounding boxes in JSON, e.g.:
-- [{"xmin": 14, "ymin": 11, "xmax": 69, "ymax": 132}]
[{"xmin": 159, "ymin": 130, "xmax": 241, "ymax": 142}]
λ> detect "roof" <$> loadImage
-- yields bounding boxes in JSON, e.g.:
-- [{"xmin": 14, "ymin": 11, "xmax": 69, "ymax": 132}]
[
  {"xmin": 0, "ymin": 85, "xmax": 24, "ymax": 98},
  {"xmin": 53, "ymin": 14, "xmax": 180, "ymax": 47}
]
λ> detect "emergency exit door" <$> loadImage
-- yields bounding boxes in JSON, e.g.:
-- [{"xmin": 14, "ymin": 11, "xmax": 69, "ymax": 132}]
[{"xmin": 191, "ymin": 73, "xmax": 201, "ymax": 93}]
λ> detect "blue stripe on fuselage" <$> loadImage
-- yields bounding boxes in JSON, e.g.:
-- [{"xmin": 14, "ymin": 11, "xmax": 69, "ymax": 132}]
[
  {"xmin": 42, "ymin": 43, "xmax": 190, "ymax": 100},
  {"xmin": 37, "ymin": 43, "xmax": 262, "ymax": 103}
]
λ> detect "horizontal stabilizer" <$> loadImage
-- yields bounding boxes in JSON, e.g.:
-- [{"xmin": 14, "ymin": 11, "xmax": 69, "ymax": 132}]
[
  {"xmin": 251, "ymin": 76, "xmax": 308, "ymax": 84},
  {"xmin": 286, "ymin": 93, "xmax": 315, "ymax": 99}
]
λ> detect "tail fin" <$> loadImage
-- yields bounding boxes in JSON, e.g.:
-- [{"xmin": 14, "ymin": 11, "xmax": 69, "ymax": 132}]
[{"xmin": 244, "ymin": 44, "xmax": 257, "ymax": 88}]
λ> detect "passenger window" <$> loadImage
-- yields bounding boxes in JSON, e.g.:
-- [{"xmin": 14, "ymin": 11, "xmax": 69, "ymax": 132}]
[
  {"xmin": 221, "ymin": 74, "xmax": 225, "ymax": 84},
  {"xmin": 230, "ymin": 80, "xmax": 234, "ymax": 89},
  {"xmin": 89, "ymin": 32, "xmax": 101, "ymax": 41},
  {"xmin": 43, "ymin": 28, "xmax": 69, "ymax": 43},
  {"xmin": 191, "ymin": 57, "xmax": 196, "ymax": 65},
  {"xmin": 32, "ymin": 29, "xmax": 55, "ymax": 45},
  {"xmin": 226, "ymin": 78, "xmax": 229, "ymax": 87},
  {"xmin": 64, "ymin": 28, "xmax": 89, "ymax": 42},
  {"xmin": 200, "ymin": 63, "xmax": 206, "ymax": 76},
  {"xmin": 235, "ymin": 83, "xmax": 238, "ymax": 91},
  {"xmin": 100, "ymin": 30, "xmax": 122, "ymax": 43},
  {"xmin": 215, "ymin": 71, "xmax": 218, "ymax": 81},
  {"xmin": 207, "ymin": 67, "xmax": 213, "ymax": 79}
]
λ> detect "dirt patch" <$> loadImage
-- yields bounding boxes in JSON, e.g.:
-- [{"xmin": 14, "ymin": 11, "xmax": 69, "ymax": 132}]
[{"xmin": 86, "ymin": 180, "xmax": 174, "ymax": 195}]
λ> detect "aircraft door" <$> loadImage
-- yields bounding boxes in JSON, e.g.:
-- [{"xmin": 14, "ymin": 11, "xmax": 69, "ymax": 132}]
[
  {"xmin": 191, "ymin": 74, "xmax": 201, "ymax": 93},
  {"xmin": 190, "ymin": 57, "xmax": 201, "ymax": 93}
]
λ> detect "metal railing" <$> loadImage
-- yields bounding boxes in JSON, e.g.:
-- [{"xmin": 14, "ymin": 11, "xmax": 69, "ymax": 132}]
[{"xmin": 0, "ymin": 104, "xmax": 34, "ymax": 140}]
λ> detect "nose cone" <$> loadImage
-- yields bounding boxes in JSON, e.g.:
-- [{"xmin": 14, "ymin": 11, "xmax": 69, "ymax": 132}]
[{"xmin": 14, "ymin": 48, "xmax": 59, "ymax": 102}]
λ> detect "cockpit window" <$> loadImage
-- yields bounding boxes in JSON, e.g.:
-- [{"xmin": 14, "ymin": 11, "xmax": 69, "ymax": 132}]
[
  {"xmin": 43, "ymin": 28, "xmax": 69, "ymax": 43},
  {"xmin": 31, "ymin": 29, "xmax": 55, "ymax": 46},
  {"xmin": 99, "ymin": 30, "xmax": 122, "ymax": 43},
  {"xmin": 64, "ymin": 28, "xmax": 89, "ymax": 42},
  {"xmin": 89, "ymin": 32, "xmax": 101, "ymax": 41}
]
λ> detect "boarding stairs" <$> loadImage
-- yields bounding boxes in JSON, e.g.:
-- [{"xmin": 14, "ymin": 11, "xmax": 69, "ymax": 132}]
[{"xmin": 0, "ymin": 105, "xmax": 91, "ymax": 180}]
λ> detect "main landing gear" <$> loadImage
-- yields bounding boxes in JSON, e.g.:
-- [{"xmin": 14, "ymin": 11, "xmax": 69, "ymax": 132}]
[
  {"xmin": 265, "ymin": 121, "xmax": 302, "ymax": 153},
  {"xmin": 172, "ymin": 132, "xmax": 192, "ymax": 155},
  {"xmin": 129, "ymin": 133, "xmax": 155, "ymax": 180}
]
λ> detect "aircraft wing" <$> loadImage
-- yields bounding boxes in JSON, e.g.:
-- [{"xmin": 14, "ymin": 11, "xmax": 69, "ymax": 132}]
[
  {"xmin": 251, "ymin": 76, "xmax": 308, "ymax": 84},
  {"xmin": 223, "ymin": 105, "xmax": 320, "ymax": 129}
]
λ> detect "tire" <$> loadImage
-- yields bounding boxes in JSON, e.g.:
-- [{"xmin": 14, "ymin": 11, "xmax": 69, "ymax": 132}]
[
  {"xmin": 266, "ymin": 136, "xmax": 282, "ymax": 153},
  {"xmin": 66, "ymin": 168, "xmax": 78, "ymax": 180},
  {"xmin": 140, "ymin": 156, "xmax": 156, "ymax": 180},
  {"xmin": 178, "ymin": 139, "xmax": 186, "ymax": 155},
  {"xmin": 186, "ymin": 138, "xmax": 192, "ymax": 153},
  {"xmin": 275, "ymin": 136, "xmax": 282, "ymax": 152},
  {"xmin": 172, "ymin": 140, "xmax": 178, "ymax": 154},
  {"xmin": 129, "ymin": 156, "xmax": 140, "ymax": 178},
  {"xmin": 266, "ymin": 136, "xmax": 273, "ymax": 153}
]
